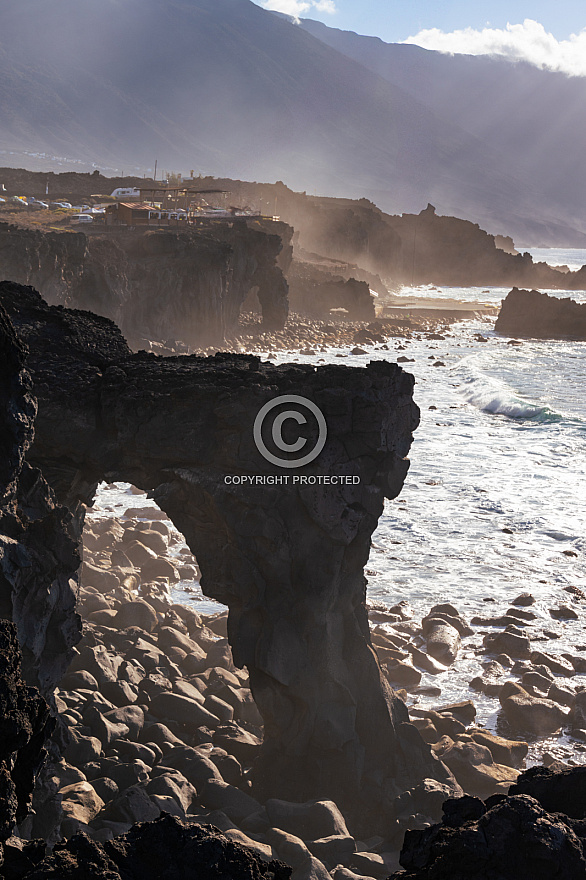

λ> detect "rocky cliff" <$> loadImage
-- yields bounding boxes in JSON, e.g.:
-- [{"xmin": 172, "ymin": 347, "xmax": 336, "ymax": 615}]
[
  {"xmin": 192, "ymin": 179, "xmax": 586, "ymax": 291},
  {"xmin": 495, "ymin": 288, "xmax": 586, "ymax": 340},
  {"xmin": 0, "ymin": 220, "xmax": 292, "ymax": 348},
  {"xmin": 0, "ymin": 280, "xmax": 458, "ymax": 834}
]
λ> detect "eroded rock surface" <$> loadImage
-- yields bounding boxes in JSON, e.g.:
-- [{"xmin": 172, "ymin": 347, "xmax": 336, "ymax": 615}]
[{"xmin": 0, "ymin": 281, "xmax": 457, "ymax": 834}]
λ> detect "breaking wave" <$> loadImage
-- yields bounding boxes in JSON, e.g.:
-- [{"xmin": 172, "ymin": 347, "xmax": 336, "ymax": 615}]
[{"xmin": 452, "ymin": 359, "xmax": 562, "ymax": 422}]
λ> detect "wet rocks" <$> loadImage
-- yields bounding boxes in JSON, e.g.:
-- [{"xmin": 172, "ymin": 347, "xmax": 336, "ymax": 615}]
[
  {"xmin": 483, "ymin": 628, "xmax": 531, "ymax": 659},
  {"xmin": 432, "ymin": 738, "xmax": 518, "ymax": 799},
  {"xmin": 499, "ymin": 681, "xmax": 569, "ymax": 735}
]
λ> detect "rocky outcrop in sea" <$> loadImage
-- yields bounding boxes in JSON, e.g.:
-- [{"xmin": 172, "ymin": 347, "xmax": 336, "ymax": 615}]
[{"xmin": 496, "ymin": 287, "xmax": 586, "ymax": 340}]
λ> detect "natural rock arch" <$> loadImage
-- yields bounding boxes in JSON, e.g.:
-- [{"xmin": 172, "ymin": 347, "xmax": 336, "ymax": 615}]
[{"xmin": 0, "ymin": 281, "xmax": 456, "ymax": 833}]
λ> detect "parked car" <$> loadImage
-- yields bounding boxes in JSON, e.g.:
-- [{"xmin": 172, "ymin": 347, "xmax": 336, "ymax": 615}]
[{"xmin": 70, "ymin": 214, "xmax": 93, "ymax": 224}]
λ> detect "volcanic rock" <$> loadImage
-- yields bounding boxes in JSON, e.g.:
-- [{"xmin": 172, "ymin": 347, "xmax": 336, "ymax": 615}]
[{"xmin": 496, "ymin": 288, "xmax": 586, "ymax": 340}]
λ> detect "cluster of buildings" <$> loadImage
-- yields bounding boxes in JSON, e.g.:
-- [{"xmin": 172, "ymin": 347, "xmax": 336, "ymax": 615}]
[{"xmin": 104, "ymin": 185, "xmax": 263, "ymax": 228}]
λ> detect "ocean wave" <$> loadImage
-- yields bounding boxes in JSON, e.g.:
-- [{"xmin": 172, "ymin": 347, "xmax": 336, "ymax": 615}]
[{"xmin": 452, "ymin": 359, "xmax": 562, "ymax": 422}]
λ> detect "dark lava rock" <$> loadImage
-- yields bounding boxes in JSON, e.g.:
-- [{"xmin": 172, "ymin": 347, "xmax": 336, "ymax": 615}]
[
  {"xmin": 392, "ymin": 794, "xmax": 586, "ymax": 879},
  {"xmin": 509, "ymin": 765, "xmax": 586, "ymax": 819},
  {"xmin": 0, "ymin": 621, "xmax": 54, "ymax": 845},
  {"xmin": 13, "ymin": 814, "xmax": 291, "ymax": 879}
]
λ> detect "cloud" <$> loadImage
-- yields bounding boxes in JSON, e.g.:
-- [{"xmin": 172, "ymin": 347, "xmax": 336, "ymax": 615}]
[
  {"xmin": 260, "ymin": 0, "xmax": 337, "ymax": 20},
  {"xmin": 403, "ymin": 19, "xmax": 586, "ymax": 77}
]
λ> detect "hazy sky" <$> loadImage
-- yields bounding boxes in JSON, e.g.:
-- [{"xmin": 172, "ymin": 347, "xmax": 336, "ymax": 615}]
[{"xmin": 258, "ymin": 1, "xmax": 586, "ymax": 75}]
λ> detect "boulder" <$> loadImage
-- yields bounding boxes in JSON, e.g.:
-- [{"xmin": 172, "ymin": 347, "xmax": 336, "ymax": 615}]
[
  {"xmin": 101, "ymin": 783, "xmax": 161, "ymax": 824},
  {"xmin": 110, "ymin": 740, "xmax": 157, "ymax": 766},
  {"xmin": 469, "ymin": 729, "xmax": 528, "ymax": 769},
  {"xmin": 484, "ymin": 630, "xmax": 531, "ymax": 659},
  {"xmin": 433, "ymin": 739, "xmax": 518, "ymax": 799},
  {"xmin": 157, "ymin": 626, "xmax": 206, "ymax": 660},
  {"xmin": 499, "ymin": 682, "xmax": 569, "ymax": 735},
  {"xmin": 213, "ymin": 723, "xmax": 262, "ymax": 765},
  {"xmin": 530, "ymin": 650, "xmax": 575, "ymax": 677},
  {"xmin": 68, "ymin": 645, "xmax": 121, "ymax": 685},
  {"xmin": 141, "ymin": 557, "xmax": 180, "ymax": 583},
  {"xmin": 114, "ymin": 601, "xmax": 159, "ymax": 633},
  {"xmin": 64, "ymin": 731, "xmax": 102, "ymax": 765},
  {"xmin": 422, "ymin": 618, "xmax": 460, "ymax": 665},
  {"xmin": 162, "ymin": 745, "xmax": 223, "ymax": 787},
  {"xmin": 138, "ymin": 722, "xmax": 184, "ymax": 750},
  {"xmin": 81, "ymin": 561, "xmax": 120, "ymax": 593},
  {"xmin": 384, "ymin": 659, "xmax": 422, "ymax": 687},
  {"xmin": 149, "ymin": 692, "xmax": 221, "ymax": 729},
  {"xmin": 84, "ymin": 705, "xmax": 130, "ymax": 746},
  {"xmin": 347, "ymin": 853, "xmax": 388, "ymax": 879},
  {"xmin": 200, "ymin": 779, "xmax": 262, "ymax": 824},
  {"xmin": 222, "ymin": 828, "xmax": 275, "ymax": 863},
  {"xmin": 103, "ymin": 760, "xmax": 151, "ymax": 792},
  {"xmin": 392, "ymin": 778, "xmax": 458, "ymax": 823},
  {"xmin": 145, "ymin": 771, "xmax": 197, "ymax": 813},
  {"xmin": 101, "ymin": 680, "xmax": 140, "ymax": 707},
  {"xmin": 265, "ymin": 798, "xmax": 349, "ymax": 841},
  {"xmin": 123, "ymin": 528, "xmax": 168, "ymax": 556},
  {"xmin": 60, "ymin": 670, "xmax": 100, "ymax": 691},
  {"xmin": 104, "ymin": 706, "xmax": 145, "ymax": 740},
  {"xmin": 91, "ymin": 777, "xmax": 119, "ymax": 804},
  {"xmin": 59, "ymin": 782, "xmax": 104, "ymax": 825}
]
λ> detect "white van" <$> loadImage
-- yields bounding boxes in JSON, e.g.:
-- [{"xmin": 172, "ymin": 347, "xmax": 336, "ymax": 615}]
[
  {"xmin": 110, "ymin": 187, "xmax": 140, "ymax": 200},
  {"xmin": 70, "ymin": 214, "xmax": 94, "ymax": 224}
]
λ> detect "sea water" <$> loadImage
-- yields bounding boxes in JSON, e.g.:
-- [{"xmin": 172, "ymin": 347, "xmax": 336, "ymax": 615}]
[{"xmin": 91, "ymin": 257, "xmax": 586, "ymax": 760}]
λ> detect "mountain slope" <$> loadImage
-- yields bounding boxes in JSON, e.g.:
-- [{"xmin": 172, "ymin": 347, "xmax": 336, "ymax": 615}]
[
  {"xmin": 0, "ymin": 0, "xmax": 579, "ymax": 242},
  {"xmin": 301, "ymin": 18, "xmax": 586, "ymax": 243}
]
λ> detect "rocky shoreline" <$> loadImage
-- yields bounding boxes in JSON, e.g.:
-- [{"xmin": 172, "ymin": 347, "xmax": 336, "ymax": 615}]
[
  {"xmin": 11, "ymin": 494, "xmax": 579, "ymax": 877},
  {"xmin": 1, "ymin": 280, "xmax": 586, "ymax": 878}
]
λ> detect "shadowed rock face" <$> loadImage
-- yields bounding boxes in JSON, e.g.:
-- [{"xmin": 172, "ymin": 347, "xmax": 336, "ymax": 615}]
[
  {"xmin": 0, "ymin": 308, "xmax": 57, "ymax": 858},
  {"xmin": 0, "ymin": 281, "xmax": 456, "ymax": 833},
  {"xmin": 0, "ymin": 300, "xmax": 81, "ymax": 696},
  {"xmin": 496, "ymin": 287, "xmax": 586, "ymax": 340}
]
